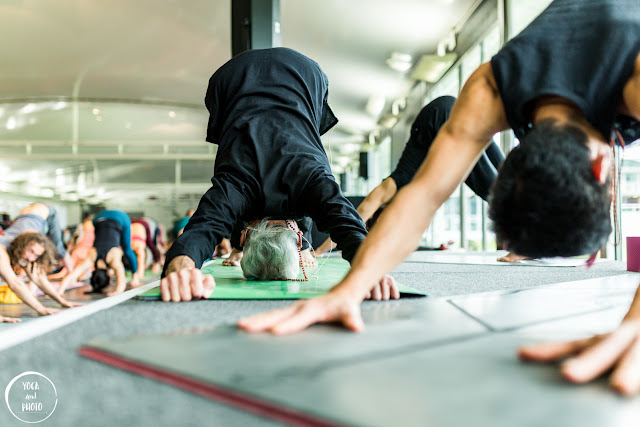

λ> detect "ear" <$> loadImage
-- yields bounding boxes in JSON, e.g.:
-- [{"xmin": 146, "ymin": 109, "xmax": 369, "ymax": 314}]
[
  {"xmin": 590, "ymin": 150, "xmax": 609, "ymax": 184},
  {"xmin": 239, "ymin": 229, "xmax": 247, "ymax": 247}
]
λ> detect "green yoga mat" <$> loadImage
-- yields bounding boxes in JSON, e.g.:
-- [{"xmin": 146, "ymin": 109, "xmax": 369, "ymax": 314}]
[{"xmin": 136, "ymin": 257, "xmax": 426, "ymax": 300}]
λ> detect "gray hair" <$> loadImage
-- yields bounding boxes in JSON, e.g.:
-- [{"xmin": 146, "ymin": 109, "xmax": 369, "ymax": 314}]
[{"xmin": 240, "ymin": 220, "xmax": 300, "ymax": 280}]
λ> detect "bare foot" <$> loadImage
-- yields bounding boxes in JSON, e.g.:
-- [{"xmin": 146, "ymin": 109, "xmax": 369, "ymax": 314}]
[
  {"xmin": 215, "ymin": 238, "xmax": 232, "ymax": 257},
  {"xmin": 223, "ymin": 248, "xmax": 243, "ymax": 266},
  {"xmin": 151, "ymin": 263, "xmax": 162, "ymax": 275},
  {"xmin": 1, "ymin": 316, "xmax": 21, "ymax": 323},
  {"xmin": 300, "ymin": 249, "xmax": 318, "ymax": 267},
  {"xmin": 497, "ymin": 252, "xmax": 532, "ymax": 263}
]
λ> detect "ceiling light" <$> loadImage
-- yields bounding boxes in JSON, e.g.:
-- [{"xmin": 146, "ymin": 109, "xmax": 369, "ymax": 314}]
[
  {"xmin": 411, "ymin": 53, "xmax": 457, "ymax": 83},
  {"xmin": 365, "ymin": 95, "xmax": 386, "ymax": 117},
  {"xmin": 169, "ymin": 111, "xmax": 176, "ymax": 118},
  {"xmin": 386, "ymin": 52, "xmax": 413, "ymax": 72},
  {"xmin": 20, "ymin": 103, "xmax": 37, "ymax": 114},
  {"xmin": 92, "ymin": 108, "xmax": 100, "ymax": 115}
]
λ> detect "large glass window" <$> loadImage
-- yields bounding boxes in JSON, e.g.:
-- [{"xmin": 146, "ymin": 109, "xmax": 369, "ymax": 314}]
[
  {"xmin": 620, "ymin": 145, "xmax": 640, "ymax": 261},
  {"xmin": 421, "ymin": 28, "xmax": 502, "ymax": 251},
  {"xmin": 508, "ymin": 0, "xmax": 554, "ymax": 37}
]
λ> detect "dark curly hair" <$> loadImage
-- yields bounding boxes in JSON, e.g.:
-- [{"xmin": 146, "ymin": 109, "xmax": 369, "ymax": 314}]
[
  {"xmin": 489, "ymin": 119, "xmax": 611, "ymax": 258},
  {"xmin": 9, "ymin": 231, "xmax": 58, "ymax": 271},
  {"xmin": 90, "ymin": 268, "xmax": 111, "ymax": 292}
]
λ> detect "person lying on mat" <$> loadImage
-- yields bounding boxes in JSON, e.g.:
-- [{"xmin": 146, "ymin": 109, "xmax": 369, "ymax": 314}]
[
  {"xmin": 238, "ymin": 0, "xmax": 640, "ymax": 395},
  {"xmin": 313, "ymin": 96, "xmax": 506, "ymax": 258},
  {"xmin": 223, "ymin": 217, "xmax": 318, "ymax": 268},
  {"xmin": 161, "ymin": 47, "xmax": 396, "ymax": 302},
  {"xmin": 60, "ymin": 210, "xmax": 139, "ymax": 296},
  {"xmin": 0, "ymin": 231, "xmax": 82, "ymax": 316}
]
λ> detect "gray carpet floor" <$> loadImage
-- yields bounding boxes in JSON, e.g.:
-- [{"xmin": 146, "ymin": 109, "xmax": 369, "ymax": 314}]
[{"xmin": 0, "ymin": 255, "xmax": 632, "ymax": 427}]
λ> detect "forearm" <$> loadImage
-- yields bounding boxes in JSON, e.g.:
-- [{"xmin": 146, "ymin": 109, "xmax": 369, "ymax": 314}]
[
  {"xmin": 33, "ymin": 272, "xmax": 66, "ymax": 305},
  {"xmin": 136, "ymin": 250, "xmax": 145, "ymax": 276},
  {"xmin": 356, "ymin": 178, "xmax": 397, "ymax": 223},
  {"xmin": 9, "ymin": 278, "xmax": 50, "ymax": 313},
  {"xmin": 114, "ymin": 265, "xmax": 127, "ymax": 293},
  {"xmin": 623, "ymin": 285, "xmax": 640, "ymax": 321}
]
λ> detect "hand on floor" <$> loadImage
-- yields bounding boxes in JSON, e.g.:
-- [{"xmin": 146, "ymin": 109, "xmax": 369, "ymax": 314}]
[
  {"xmin": 0, "ymin": 315, "xmax": 21, "ymax": 323},
  {"xmin": 161, "ymin": 257, "xmax": 216, "ymax": 302},
  {"xmin": 497, "ymin": 252, "xmax": 531, "ymax": 263},
  {"xmin": 38, "ymin": 307, "xmax": 60, "ymax": 316},
  {"xmin": 222, "ymin": 248, "xmax": 243, "ymax": 266},
  {"xmin": 237, "ymin": 291, "xmax": 365, "ymax": 335},
  {"xmin": 364, "ymin": 275, "xmax": 399, "ymax": 301},
  {"xmin": 519, "ymin": 319, "xmax": 640, "ymax": 395},
  {"xmin": 60, "ymin": 300, "xmax": 84, "ymax": 308},
  {"xmin": 107, "ymin": 289, "xmax": 123, "ymax": 297}
]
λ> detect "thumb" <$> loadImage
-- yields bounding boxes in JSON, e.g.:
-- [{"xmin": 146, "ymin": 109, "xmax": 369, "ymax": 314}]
[
  {"xmin": 203, "ymin": 276, "xmax": 216, "ymax": 298},
  {"xmin": 342, "ymin": 305, "xmax": 365, "ymax": 332}
]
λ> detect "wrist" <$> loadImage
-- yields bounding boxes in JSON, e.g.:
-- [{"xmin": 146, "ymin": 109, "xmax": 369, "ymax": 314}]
[{"xmin": 166, "ymin": 255, "xmax": 196, "ymax": 275}]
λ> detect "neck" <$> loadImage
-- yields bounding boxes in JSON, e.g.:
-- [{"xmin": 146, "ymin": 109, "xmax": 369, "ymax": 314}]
[{"xmin": 531, "ymin": 96, "xmax": 607, "ymax": 142}]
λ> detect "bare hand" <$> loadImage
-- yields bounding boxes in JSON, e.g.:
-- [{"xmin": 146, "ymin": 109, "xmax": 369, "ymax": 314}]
[
  {"xmin": 497, "ymin": 252, "xmax": 531, "ymax": 263},
  {"xmin": 60, "ymin": 300, "xmax": 84, "ymax": 308},
  {"xmin": 363, "ymin": 275, "xmax": 400, "ymax": 301},
  {"xmin": 160, "ymin": 256, "xmax": 216, "ymax": 302},
  {"xmin": 1, "ymin": 315, "xmax": 21, "ymax": 323},
  {"xmin": 238, "ymin": 291, "xmax": 364, "ymax": 335},
  {"xmin": 38, "ymin": 307, "xmax": 61, "ymax": 316},
  {"xmin": 519, "ymin": 319, "xmax": 640, "ymax": 395},
  {"xmin": 222, "ymin": 248, "xmax": 243, "ymax": 266}
]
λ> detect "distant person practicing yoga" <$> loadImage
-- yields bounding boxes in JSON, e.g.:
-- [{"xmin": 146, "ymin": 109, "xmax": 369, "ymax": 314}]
[
  {"xmin": 1, "ymin": 203, "xmax": 74, "ymax": 271},
  {"xmin": 0, "ymin": 231, "xmax": 82, "ymax": 320},
  {"xmin": 161, "ymin": 47, "xmax": 395, "ymax": 302},
  {"xmin": 314, "ymin": 96, "xmax": 505, "ymax": 257},
  {"xmin": 50, "ymin": 213, "xmax": 95, "ymax": 280},
  {"xmin": 173, "ymin": 209, "xmax": 195, "ymax": 239},
  {"xmin": 131, "ymin": 218, "xmax": 163, "ymax": 278},
  {"xmin": 60, "ymin": 210, "xmax": 139, "ymax": 296}
]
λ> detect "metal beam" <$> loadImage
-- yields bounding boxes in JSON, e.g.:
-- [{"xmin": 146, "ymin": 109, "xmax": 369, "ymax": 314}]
[
  {"xmin": 232, "ymin": 0, "xmax": 281, "ymax": 56},
  {"xmin": 0, "ymin": 153, "xmax": 215, "ymax": 160}
]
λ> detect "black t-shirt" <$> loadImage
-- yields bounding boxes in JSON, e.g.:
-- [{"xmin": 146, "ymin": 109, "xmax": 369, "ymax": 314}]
[
  {"xmin": 491, "ymin": 0, "xmax": 640, "ymax": 142},
  {"xmin": 166, "ymin": 48, "xmax": 367, "ymax": 269}
]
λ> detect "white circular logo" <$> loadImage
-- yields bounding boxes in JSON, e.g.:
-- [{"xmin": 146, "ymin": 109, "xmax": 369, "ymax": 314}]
[{"xmin": 5, "ymin": 372, "xmax": 58, "ymax": 423}]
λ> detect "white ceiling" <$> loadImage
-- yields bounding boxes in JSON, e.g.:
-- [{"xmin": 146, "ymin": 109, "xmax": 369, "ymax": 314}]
[{"xmin": 0, "ymin": 0, "xmax": 479, "ymax": 205}]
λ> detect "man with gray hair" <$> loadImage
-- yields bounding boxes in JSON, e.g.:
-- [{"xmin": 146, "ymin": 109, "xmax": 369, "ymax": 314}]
[
  {"xmin": 161, "ymin": 47, "xmax": 396, "ymax": 302},
  {"xmin": 240, "ymin": 219, "xmax": 303, "ymax": 281}
]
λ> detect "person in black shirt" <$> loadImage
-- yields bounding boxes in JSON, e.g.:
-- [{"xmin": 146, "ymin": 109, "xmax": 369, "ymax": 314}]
[
  {"xmin": 161, "ymin": 48, "xmax": 396, "ymax": 302},
  {"xmin": 239, "ymin": 0, "xmax": 640, "ymax": 395},
  {"xmin": 314, "ymin": 96, "xmax": 505, "ymax": 256}
]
